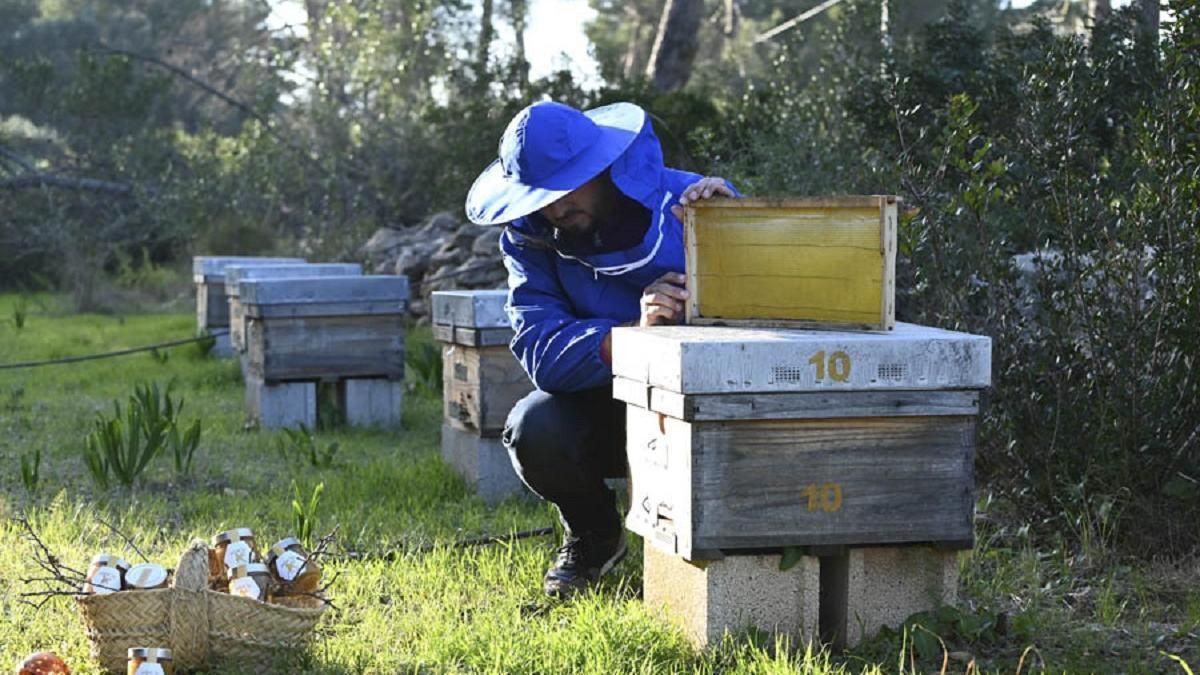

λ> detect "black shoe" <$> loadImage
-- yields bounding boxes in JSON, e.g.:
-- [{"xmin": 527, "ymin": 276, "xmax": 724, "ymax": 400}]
[{"xmin": 543, "ymin": 530, "xmax": 627, "ymax": 598}]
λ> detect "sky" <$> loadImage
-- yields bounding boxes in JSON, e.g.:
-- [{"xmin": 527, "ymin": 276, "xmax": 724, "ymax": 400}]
[{"xmin": 266, "ymin": 0, "xmax": 602, "ymax": 86}]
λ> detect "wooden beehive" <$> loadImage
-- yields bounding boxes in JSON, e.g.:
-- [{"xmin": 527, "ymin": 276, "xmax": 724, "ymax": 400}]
[
  {"xmin": 241, "ymin": 276, "xmax": 409, "ymax": 382},
  {"xmin": 611, "ymin": 323, "xmax": 990, "ymax": 561},
  {"xmin": 226, "ymin": 263, "xmax": 362, "ymax": 353},
  {"xmin": 432, "ymin": 290, "xmax": 531, "ymax": 436},
  {"xmin": 684, "ymin": 196, "xmax": 898, "ymax": 331},
  {"xmin": 192, "ymin": 256, "xmax": 304, "ymax": 333}
]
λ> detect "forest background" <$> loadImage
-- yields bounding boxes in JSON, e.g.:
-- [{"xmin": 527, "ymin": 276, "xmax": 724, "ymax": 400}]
[{"xmin": 0, "ymin": 0, "xmax": 1196, "ymax": 574}]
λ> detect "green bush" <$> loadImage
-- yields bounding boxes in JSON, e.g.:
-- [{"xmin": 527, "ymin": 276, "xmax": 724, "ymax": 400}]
[
  {"xmin": 83, "ymin": 382, "xmax": 203, "ymax": 488},
  {"xmin": 699, "ymin": 0, "xmax": 1199, "ymax": 554}
]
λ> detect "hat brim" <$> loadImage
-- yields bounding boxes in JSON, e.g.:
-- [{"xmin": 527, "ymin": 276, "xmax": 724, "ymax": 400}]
[{"xmin": 465, "ymin": 102, "xmax": 646, "ymax": 226}]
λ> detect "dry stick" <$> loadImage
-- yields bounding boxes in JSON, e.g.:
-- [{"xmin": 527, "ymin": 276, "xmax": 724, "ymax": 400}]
[
  {"xmin": 97, "ymin": 516, "xmax": 151, "ymax": 563},
  {"xmin": 16, "ymin": 518, "xmax": 91, "ymax": 609}
]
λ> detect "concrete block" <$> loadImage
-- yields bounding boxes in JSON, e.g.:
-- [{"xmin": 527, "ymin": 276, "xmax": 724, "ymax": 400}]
[
  {"xmin": 245, "ymin": 376, "xmax": 316, "ymax": 430},
  {"xmin": 340, "ymin": 378, "xmax": 403, "ymax": 427},
  {"xmin": 440, "ymin": 422, "xmax": 527, "ymax": 504},
  {"xmin": 209, "ymin": 331, "xmax": 233, "ymax": 358},
  {"xmin": 836, "ymin": 546, "xmax": 961, "ymax": 647},
  {"xmin": 643, "ymin": 545, "xmax": 820, "ymax": 649}
]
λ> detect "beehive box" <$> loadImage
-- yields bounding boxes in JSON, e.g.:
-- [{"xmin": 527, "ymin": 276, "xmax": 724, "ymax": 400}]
[
  {"xmin": 192, "ymin": 256, "xmax": 304, "ymax": 335},
  {"xmin": 612, "ymin": 323, "xmax": 990, "ymax": 561},
  {"xmin": 684, "ymin": 197, "xmax": 898, "ymax": 331},
  {"xmin": 432, "ymin": 290, "xmax": 530, "ymax": 435},
  {"xmin": 225, "ymin": 263, "xmax": 362, "ymax": 353},
  {"xmin": 241, "ymin": 276, "xmax": 409, "ymax": 383}
]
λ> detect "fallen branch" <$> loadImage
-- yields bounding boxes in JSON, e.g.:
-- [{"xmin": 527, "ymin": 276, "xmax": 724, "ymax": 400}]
[{"xmin": 0, "ymin": 173, "xmax": 133, "ymax": 195}]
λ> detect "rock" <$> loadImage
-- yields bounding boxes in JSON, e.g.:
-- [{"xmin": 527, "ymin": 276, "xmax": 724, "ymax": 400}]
[
  {"xmin": 362, "ymin": 227, "xmax": 406, "ymax": 260},
  {"xmin": 454, "ymin": 256, "xmax": 506, "ymax": 287},
  {"xmin": 471, "ymin": 228, "xmax": 502, "ymax": 256}
]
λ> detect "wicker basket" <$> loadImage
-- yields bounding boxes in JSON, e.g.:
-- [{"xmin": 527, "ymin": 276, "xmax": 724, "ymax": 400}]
[{"xmin": 77, "ymin": 539, "xmax": 327, "ymax": 673}]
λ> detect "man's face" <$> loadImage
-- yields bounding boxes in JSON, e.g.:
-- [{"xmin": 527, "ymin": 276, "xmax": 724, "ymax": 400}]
[{"xmin": 537, "ymin": 174, "xmax": 611, "ymax": 235}]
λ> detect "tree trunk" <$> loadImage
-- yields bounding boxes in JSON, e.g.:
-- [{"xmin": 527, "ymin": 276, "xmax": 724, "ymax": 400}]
[
  {"xmin": 476, "ymin": 0, "xmax": 495, "ymax": 91},
  {"xmin": 1136, "ymin": 0, "xmax": 1159, "ymax": 43},
  {"xmin": 644, "ymin": 0, "xmax": 704, "ymax": 92},
  {"xmin": 510, "ymin": 0, "xmax": 529, "ymax": 92}
]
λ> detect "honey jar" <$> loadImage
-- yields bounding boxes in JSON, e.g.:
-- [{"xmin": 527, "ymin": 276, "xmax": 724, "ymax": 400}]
[
  {"xmin": 211, "ymin": 528, "xmax": 259, "ymax": 573},
  {"xmin": 227, "ymin": 562, "xmax": 272, "ymax": 601},
  {"xmin": 126, "ymin": 648, "xmax": 172, "ymax": 675},
  {"xmin": 124, "ymin": 563, "xmax": 169, "ymax": 590},
  {"xmin": 82, "ymin": 553, "xmax": 130, "ymax": 595},
  {"xmin": 266, "ymin": 536, "xmax": 322, "ymax": 594}
]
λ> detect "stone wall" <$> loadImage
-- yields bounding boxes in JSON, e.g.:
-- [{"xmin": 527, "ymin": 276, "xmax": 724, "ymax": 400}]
[{"xmin": 361, "ymin": 212, "xmax": 507, "ymax": 320}]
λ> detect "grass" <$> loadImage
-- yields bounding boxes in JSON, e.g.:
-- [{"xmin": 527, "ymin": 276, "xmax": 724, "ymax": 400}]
[{"xmin": 0, "ymin": 292, "xmax": 1196, "ymax": 674}]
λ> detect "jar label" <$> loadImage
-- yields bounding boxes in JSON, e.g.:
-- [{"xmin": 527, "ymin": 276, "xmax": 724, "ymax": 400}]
[
  {"xmin": 224, "ymin": 540, "xmax": 253, "ymax": 569},
  {"xmin": 274, "ymin": 551, "xmax": 307, "ymax": 581},
  {"xmin": 133, "ymin": 663, "xmax": 164, "ymax": 675},
  {"xmin": 229, "ymin": 575, "xmax": 262, "ymax": 600},
  {"xmin": 90, "ymin": 567, "xmax": 121, "ymax": 594}
]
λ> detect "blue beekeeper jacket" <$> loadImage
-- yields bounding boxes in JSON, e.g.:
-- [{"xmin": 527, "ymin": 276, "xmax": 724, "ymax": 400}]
[{"xmin": 499, "ymin": 117, "xmax": 737, "ymax": 393}]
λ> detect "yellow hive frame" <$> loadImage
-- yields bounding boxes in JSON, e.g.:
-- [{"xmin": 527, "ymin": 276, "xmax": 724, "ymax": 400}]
[{"xmin": 684, "ymin": 196, "xmax": 898, "ymax": 331}]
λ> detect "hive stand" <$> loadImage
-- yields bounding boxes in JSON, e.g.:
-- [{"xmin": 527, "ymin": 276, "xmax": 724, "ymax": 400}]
[
  {"xmin": 193, "ymin": 256, "xmax": 304, "ymax": 357},
  {"xmin": 432, "ymin": 290, "xmax": 532, "ymax": 503},
  {"xmin": 240, "ymin": 275, "xmax": 409, "ymax": 429}
]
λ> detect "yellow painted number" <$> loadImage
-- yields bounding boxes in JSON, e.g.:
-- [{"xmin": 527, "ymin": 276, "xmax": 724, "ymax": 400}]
[
  {"xmin": 807, "ymin": 350, "xmax": 852, "ymax": 382},
  {"xmin": 802, "ymin": 483, "xmax": 843, "ymax": 512}
]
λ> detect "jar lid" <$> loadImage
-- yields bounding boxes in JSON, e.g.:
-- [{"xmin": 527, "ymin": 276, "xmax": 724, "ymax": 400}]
[
  {"xmin": 90, "ymin": 553, "xmax": 132, "ymax": 571},
  {"xmin": 269, "ymin": 536, "xmax": 302, "ymax": 554},
  {"xmin": 125, "ymin": 563, "xmax": 169, "ymax": 589},
  {"xmin": 212, "ymin": 527, "xmax": 254, "ymax": 545},
  {"xmin": 227, "ymin": 562, "xmax": 271, "ymax": 579},
  {"xmin": 127, "ymin": 647, "xmax": 173, "ymax": 661}
]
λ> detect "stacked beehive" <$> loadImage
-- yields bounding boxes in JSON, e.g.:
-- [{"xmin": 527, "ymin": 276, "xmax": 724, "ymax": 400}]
[
  {"xmin": 238, "ymin": 275, "xmax": 410, "ymax": 429},
  {"xmin": 613, "ymin": 197, "xmax": 993, "ymax": 648},
  {"xmin": 432, "ymin": 290, "xmax": 533, "ymax": 503},
  {"xmin": 193, "ymin": 256, "xmax": 304, "ymax": 357}
]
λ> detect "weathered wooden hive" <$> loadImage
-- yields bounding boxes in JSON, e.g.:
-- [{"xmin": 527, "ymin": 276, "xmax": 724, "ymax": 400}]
[
  {"xmin": 224, "ymin": 263, "xmax": 363, "ymax": 355},
  {"xmin": 239, "ymin": 276, "xmax": 409, "ymax": 429},
  {"xmin": 432, "ymin": 290, "xmax": 532, "ymax": 503},
  {"xmin": 613, "ymin": 322, "xmax": 991, "ymax": 560},
  {"xmin": 192, "ymin": 256, "xmax": 304, "ymax": 355}
]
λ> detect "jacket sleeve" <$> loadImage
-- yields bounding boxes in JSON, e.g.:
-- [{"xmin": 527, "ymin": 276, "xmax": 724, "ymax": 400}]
[{"xmin": 500, "ymin": 227, "xmax": 618, "ymax": 393}]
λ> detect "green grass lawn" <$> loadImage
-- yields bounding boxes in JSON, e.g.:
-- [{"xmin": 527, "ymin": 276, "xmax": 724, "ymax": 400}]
[{"xmin": 0, "ymin": 293, "xmax": 1195, "ymax": 674}]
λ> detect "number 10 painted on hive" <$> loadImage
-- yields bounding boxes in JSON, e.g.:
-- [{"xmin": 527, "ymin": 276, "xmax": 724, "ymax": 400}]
[{"xmin": 808, "ymin": 350, "xmax": 852, "ymax": 382}]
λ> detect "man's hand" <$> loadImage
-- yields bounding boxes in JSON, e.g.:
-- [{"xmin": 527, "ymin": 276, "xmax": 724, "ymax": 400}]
[
  {"xmin": 670, "ymin": 176, "xmax": 736, "ymax": 221},
  {"xmin": 640, "ymin": 271, "xmax": 688, "ymax": 327}
]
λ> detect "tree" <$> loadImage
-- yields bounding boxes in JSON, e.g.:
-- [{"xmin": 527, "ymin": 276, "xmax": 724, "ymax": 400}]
[{"xmin": 645, "ymin": 0, "xmax": 705, "ymax": 91}]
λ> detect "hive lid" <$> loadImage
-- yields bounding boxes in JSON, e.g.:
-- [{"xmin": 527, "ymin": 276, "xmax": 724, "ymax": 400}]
[
  {"xmin": 431, "ymin": 289, "xmax": 510, "ymax": 329},
  {"xmin": 239, "ymin": 276, "xmax": 410, "ymax": 311},
  {"xmin": 192, "ymin": 256, "xmax": 305, "ymax": 282},
  {"xmin": 611, "ymin": 322, "xmax": 991, "ymax": 395},
  {"xmin": 224, "ymin": 263, "xmax": 363, "ymax": 296}
]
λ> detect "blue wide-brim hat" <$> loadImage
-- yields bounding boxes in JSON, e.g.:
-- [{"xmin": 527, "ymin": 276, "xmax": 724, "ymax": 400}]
[{"xmin": 465, "ymin": 101, "xmax": 646, "ymax": 226}]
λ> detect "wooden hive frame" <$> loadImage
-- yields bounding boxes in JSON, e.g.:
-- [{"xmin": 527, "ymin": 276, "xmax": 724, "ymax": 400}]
[{"xmin": 684, "ymin": 196, "xmax": 898, "ymax": 331}]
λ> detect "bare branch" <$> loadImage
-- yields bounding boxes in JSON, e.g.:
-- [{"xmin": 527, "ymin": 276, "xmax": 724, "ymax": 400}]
[
  {"xmin": 0, "ymin": 173, "xmax": 133, "ymax": 195},
  {"xmin": 0, "ymin": 145, "xmax": 36, "ymax": 173},
  {"xmin": 97, "ymin": 516, "xmax": 151, "ymax": 563},
  {"xmin": 755, "ymin": 0, "xmax": 844, "ymax": 44}
]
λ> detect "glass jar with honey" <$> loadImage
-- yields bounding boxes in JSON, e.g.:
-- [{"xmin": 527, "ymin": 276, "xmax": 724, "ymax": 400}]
[
  {"xmin": 82, "ymin": 553, "xmax": 130, "ymax": 595},
  {"xmin": 125, "ymin": 563, "xmax": 169, "ymax": 590},
  {"xmin": 265, "ymin": 536, "xmax": 322, "ymax": 594},
  {"xmin": 211, "ymin": 528, "xmax": 260, "ymax": 574},
  {"xmin": 126, "ymin": 647, "xmax": 173, "ymax": 675},
  {"xmin": 227, "ymin": 562, "xmax": 272, "ymax": 601}
]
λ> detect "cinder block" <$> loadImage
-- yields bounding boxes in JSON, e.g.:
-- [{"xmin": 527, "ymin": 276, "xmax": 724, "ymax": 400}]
[
  {"xmin": 245, "ymin": 376, "xmax": 316, "ymax": 430},
  {"xmin": 340, "ymin": 378, "xmax": 403, "ymax": 427},
  {"xmin": 643, "ymin": 545, "xmax": 819, "ymax": 649},
  {"xmin": 440, "ymin": 423, "xmax": 527, "ymax": 504},
  {"xmin": 210, "ymin": 331, "xmax": 233, "ymax": 358},
  {"xmin": 834, "ymin": 546, "xmax": 961, "ymax": 647}
]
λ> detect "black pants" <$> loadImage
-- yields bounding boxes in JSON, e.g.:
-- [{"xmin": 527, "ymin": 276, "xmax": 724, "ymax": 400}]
[{"xmin": 502, "ymin": 385, "xmax": 626, "ymax": 538}]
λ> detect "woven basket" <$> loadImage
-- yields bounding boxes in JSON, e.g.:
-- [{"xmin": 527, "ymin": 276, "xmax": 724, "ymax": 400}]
[{"xmin": 77, "ymin": 539, "xmax": 327, "ymax": 672}]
